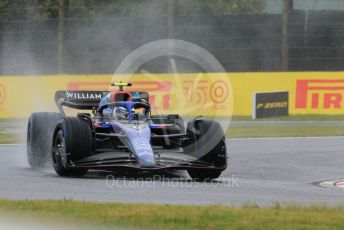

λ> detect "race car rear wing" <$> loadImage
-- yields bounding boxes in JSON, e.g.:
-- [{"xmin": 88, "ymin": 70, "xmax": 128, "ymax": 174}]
[
  {"xmin": 55, "ymin": 91, "xmax": 109, "ymax": 114},
  {"xmin": 55, "ymin": 90, "xmax": 150, "ymax": 114}
]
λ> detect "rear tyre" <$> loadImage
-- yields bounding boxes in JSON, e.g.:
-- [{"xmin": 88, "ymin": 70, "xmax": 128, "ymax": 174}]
[
  {"xmin": 52, "ymin": 117, "xmax": 92, "ymax": 177},
  {"xmin": 27, "ymin": 112, "xmax": 63, "ymax": 168},
  {"xmin": 185, "ymin": 118, "xmax": 227, "ymax": 181}
]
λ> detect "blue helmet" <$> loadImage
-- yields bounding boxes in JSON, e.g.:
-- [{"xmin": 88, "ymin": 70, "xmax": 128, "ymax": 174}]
[{"xmin": 114, "ymin": 106, "xmax": 134, "ymax": 120}]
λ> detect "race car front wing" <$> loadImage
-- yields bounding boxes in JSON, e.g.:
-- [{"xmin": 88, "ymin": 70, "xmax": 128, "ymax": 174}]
[{"xmin": 70, "ymin": 150, "xmax": 224, "ymax": 171}]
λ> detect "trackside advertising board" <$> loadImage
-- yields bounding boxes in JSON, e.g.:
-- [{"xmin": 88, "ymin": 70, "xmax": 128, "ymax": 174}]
[
  {"xmin": 0, "ymin": 72, "xmax": 343, "ymax": 118},
  {"xmin": 252, "ymin": 91, "xmax": 289, "ymax": 119}
]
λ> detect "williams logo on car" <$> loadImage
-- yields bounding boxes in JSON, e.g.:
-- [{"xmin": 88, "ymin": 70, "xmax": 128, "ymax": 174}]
[
  {"xmin": 296, "ymin": 79, "xmax": 344, "ymax": 109},
  {"xmin": 65, "ymin": 91, "xmax": 108, "ymax": 100},
  {"xmin": 0, "ymin": 84, "xmax": 5, "ymax": 105}
]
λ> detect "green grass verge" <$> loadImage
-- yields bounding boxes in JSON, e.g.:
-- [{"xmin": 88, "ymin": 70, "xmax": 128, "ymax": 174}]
[
  {"xmin": 0, "ymin": 118, "xmax": 25, "ymax": 122},
  {"xmin": 214, "ymin": 114, "xmax": 344, "ymax": 121},
  {"xmin": 0, "ymin": 129, "xmax": 17, "ymax": 144},
  {"xmin": 218, "ymin": 114, "xmax": 344, "ymax": 121},
  {"xmin": 261, "ymin": 114, "xmax": 344, "ymax": 121},
  {"xmin": 226, "ymin": 125, "xmax": 344, "ymax": 138},
  {"xmin": 0, "ymin": 199, "xmax": 343, "ymax": 230}
]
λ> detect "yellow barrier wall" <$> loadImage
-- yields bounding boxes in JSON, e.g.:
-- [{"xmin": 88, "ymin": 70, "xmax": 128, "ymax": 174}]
[{"xmin": 0, "ymin": 72, "xmax": 343, "ymax": 118}]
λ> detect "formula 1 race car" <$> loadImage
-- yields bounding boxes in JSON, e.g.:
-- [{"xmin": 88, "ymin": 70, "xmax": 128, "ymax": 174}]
[{"xmin": 27, "ymin": 82, "xmax": 227, "ymax": 180}]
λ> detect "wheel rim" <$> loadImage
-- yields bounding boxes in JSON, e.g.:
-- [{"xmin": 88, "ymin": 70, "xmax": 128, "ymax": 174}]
[{"xmin": 52, "ymin": 130, "xmax": 65, "ymax": 167}]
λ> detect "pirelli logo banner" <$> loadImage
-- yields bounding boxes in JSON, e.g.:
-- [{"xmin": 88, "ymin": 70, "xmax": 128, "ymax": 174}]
[
  {"xmin": 253, "ymin": 91, "xmax": 289, "ymax": 119},
  {"xmin": 296, "ymin": 79, "xmax": 344, "ymax": 109}
]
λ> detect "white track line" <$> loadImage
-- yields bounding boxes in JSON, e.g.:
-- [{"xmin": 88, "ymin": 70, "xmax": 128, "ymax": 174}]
[{"xmin": 230, "ymin": 136, "xmax": 344, "ymax": 140}]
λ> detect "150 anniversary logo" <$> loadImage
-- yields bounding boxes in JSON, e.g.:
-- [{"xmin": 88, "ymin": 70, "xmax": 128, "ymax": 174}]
[{"xmin": 0, "ymin": 84, "xmax": 5, "ymax": 105}]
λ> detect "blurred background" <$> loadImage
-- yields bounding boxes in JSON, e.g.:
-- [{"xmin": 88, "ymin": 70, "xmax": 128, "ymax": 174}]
[
  {"xmin": 1, "ymin": 2, "xmax": 344, "ymax": 228},
  {"xmin": 1, "ymin": 0, "xmax": 344, "ymax": 75}
]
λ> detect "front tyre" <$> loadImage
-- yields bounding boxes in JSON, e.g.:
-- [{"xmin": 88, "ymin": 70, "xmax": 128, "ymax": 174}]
[
  {"xmin": 52, "ymin": 117, "xmax": 92, "ymax": 177},
  {"xmin": 187, "ymin": 169, "xmax": 222, "ymax": 181},
  {"xmin": 185, "ymin": 118, "xmax": 227, "ymax": 181}
]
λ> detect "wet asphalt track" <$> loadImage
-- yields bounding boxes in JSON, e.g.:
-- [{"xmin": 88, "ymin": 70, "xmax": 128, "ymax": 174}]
[{"xmin": 0, "ymin": 137, "xmax": 343, "ymax": 206}]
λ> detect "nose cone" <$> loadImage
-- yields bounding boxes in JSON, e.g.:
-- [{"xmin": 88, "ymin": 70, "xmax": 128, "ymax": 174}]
[
  {"xmin": 137, "ymin": 153, "xmax": 156, "ymax": 167},
  {"xmin": 116, "ymin": 122, "xmax": 156, "ymax": 167},
  {"xmin": 124, "ymin": 125, "xmax": 156, "ymax": 167}
]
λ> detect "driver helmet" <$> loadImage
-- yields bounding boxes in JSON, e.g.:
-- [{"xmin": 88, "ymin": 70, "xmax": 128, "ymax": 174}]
[
  {"xmin": 114, "ymin": 107, "xmax": 128, "ymax": 120},
  {"xmin": 114, "ymin": 107, "xmax": 135, "ymax": 120}
]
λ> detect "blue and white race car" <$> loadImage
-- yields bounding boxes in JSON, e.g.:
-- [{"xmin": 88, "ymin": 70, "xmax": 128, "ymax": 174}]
[{"xmin": 27, "ymin": 82, "xmax": 227, "ymax": 180}]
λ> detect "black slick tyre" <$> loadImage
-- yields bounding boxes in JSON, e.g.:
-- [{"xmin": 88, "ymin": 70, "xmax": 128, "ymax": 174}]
[
  {"xmin": 52, "ymin": 117, "xmax": 92, "ymax": 177},
  {"xmin": 27, "ymin": 112, "xmax": 63, "ymax": 168},
  {"xmin": 185, "ymin": 118, "xmax": 227, "ymax": 181}
]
